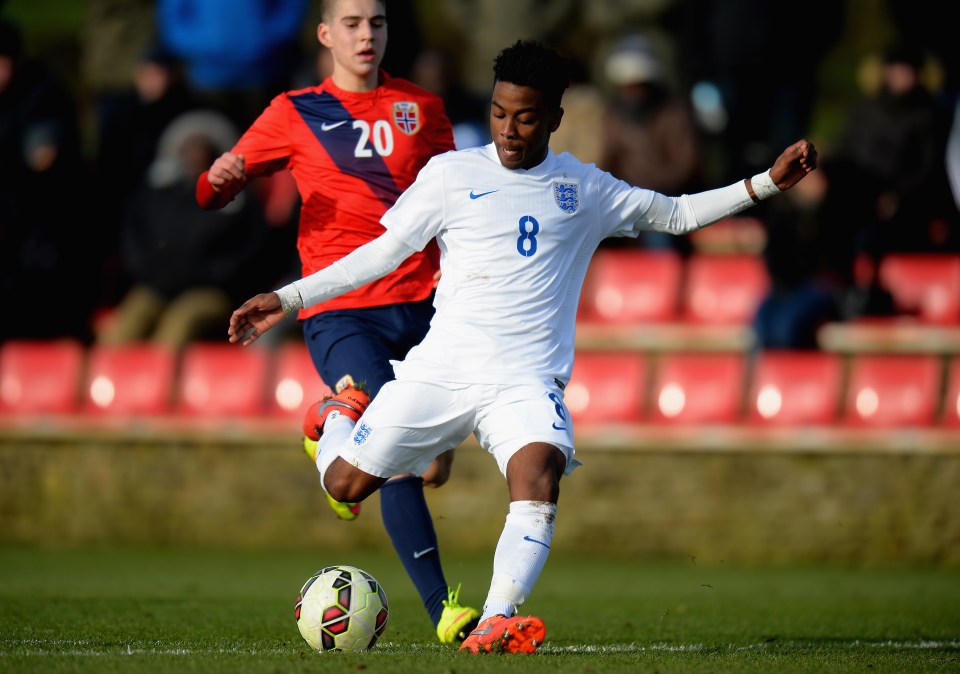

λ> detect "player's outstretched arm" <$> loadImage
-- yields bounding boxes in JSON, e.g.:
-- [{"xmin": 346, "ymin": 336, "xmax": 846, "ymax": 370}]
[
  {"xmin": 228, "ymin": 292, "xmax": 285, "ymax": 346},
  {"xmin": 651, "ymin": 139, "xmax": 819, "ymax": 235},
  {"xmin": 228, "ymin": 231, "xmax": 419, "ymax": 347}
]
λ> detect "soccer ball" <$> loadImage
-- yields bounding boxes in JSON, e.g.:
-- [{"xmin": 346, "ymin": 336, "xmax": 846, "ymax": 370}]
[{"xmin": 294, "ymin": 565, "xmax": 389, "ymax": 653}]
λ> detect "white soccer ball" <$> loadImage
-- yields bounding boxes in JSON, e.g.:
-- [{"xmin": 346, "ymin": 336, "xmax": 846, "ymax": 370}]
[{"xmin": 294, "ymin": 565, "xmax": 389, "ymax": 653}]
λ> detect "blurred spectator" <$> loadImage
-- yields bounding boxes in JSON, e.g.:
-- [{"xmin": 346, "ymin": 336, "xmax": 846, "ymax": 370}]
[
  {"xmin": 751, "ymin": 165, "xmax": 850, "ymax": 350},
  {"xmin": 96, "ymin": 110, "xmax": 269, "ymax": 349},
  {"xmin": 887, "ymin": 0, "xmax": 960, "ymax": 106},
  {"xmin": 596, "ymin": 35, "xmax": 705, "ymax": 252},
  {"xmin": 156, "ymin": 0, "xmax": 309, "ymax": 129},
  {"xmin": 752, "ymin": 41, "xmax": 960, "ymax": 341},
  {"xmin": 570, "ymin": 0, "xmax": 687, "ymax": 92},
  {"xmin": 548, "ymin": 51, "xmax": 604, "ymax": 167},
  {"xmin": 0, "ymin": 18, "xmax": 96, "ymax": 342},
  {"xmin": 95, "ymin": 44, "xmax": 200, "ymax": 212},
  {"xmin": 410, "ymin": 47, "xmax": 488, "ymax": 149},
  {"xmin": 599, "ymin": 35, "xmax": 704, "ymax": 197},
  {"xmin": 832, "ymin": 42, "xmax": 960, "ymax": 258},
  {"xmin": 679, "ymin": 0, "xmax": 842, "ymax": 183},
  {"xmin": 92, "ymin": 44, "xmax": 202, "ymax": 309},
  {"xmin": 432, "ymin": 0, "xmax": 577, "ymax": 100}
]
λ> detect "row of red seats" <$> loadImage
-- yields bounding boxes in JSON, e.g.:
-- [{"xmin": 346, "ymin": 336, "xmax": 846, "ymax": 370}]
[
  {"xmin": 0, "ymin": 340, "xmax": 330, "ymax": 420},
  {"xmin": 568, "ymin": 350, "xmax": 960, "ymax": 428},
  {"xmin": 580, "ymin": 249, "xmax": 960, "ymax": 326},
  {"xmin": 1, "ymin": 340, "xmax": 958, "ymax": 429}
]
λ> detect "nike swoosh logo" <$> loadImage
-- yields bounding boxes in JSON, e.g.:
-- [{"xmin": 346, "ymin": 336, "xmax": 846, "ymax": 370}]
[
  {"xmin": 321, "ymin": 121, "xmax": 347, "ymax": 131},
  {"xmin": 552, "ymin": 423, "xmax": 567, "ymax": 431},
  {"xmin": 469, "ymin": 189, "xmax": 499, "ymax": 200},
  {"xmin": 412, "ymin": 547, "xmax": 436, "ymax": 559},
  {"xmin": 523, "ymin": 535, "xmax": 551, "ymax": 549},
  {"xmin": 469, "ymin": 623, "xmax": 494, "ymax": 637}
]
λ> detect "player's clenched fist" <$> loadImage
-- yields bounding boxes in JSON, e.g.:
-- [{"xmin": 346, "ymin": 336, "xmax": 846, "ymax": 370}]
[{"xmin": 206, "ymin": 152, "xmax": 246, "ymax": 192}]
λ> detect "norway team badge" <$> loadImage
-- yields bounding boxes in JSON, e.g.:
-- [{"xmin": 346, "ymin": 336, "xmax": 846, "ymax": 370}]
[
  {"xmin": 553, "ymin": 181, "xmax": 579, "ymax": 213},
  {"xmin": 393, "ymin": 102, "xmax": 420, "ymax": 135}
]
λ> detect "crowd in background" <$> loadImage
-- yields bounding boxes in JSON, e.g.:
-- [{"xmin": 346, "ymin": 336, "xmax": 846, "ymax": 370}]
[{"xmin": 2, "ymin": 0, "xmax": 959, "ymax": 351}]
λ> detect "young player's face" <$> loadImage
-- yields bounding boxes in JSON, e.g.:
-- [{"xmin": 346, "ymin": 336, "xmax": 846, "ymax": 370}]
[
  {"xmin": 489, "ymin": 81, "xmax": 562, "ymax": 171},
  {"xmin": 317, "ymin": 0, "xmax": 386, "ymax": 88}
]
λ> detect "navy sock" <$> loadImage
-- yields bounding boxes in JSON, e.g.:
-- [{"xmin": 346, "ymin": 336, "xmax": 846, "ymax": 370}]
[{"xmin": 379, "ymin": 475, "xmax": 448, "ymax": 627}]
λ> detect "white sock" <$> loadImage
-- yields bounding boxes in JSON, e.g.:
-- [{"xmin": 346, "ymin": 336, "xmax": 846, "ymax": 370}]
[
  {"xmin": 480, "ymin": 500, "xmax": 556, "ymax": 621},
  {"xmin": 316, "ymin": 411, "xmax": 355, "ymax": 494}
]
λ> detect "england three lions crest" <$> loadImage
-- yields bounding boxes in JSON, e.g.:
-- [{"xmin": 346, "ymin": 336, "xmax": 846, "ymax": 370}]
[
  {"xmin": 553, "ymin": 181, "xmax": 579, "ymax": 214},
  {"xmin": 393, "ymin": 102, "xmax": 421, "ymax": 135}
]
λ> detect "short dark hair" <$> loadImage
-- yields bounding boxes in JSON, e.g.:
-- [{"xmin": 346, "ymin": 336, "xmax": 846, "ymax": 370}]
[{"xmin": 493, "ymin": 40, "xmax": 569, "ymax": 109}]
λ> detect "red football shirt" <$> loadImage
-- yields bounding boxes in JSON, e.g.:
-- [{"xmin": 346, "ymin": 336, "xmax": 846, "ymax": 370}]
[{"xmin": 197, "ymin": 72, "xmax": 455, "ymax": 318}]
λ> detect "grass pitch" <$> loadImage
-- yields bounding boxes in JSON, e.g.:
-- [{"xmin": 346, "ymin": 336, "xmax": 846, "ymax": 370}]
[{"xmin": 0, "ymin": 546, "xmax": 957, "ymax": 673}]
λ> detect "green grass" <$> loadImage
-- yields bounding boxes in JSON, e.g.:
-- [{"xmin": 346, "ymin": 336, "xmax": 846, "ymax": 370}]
[{"xmin": 0, "ymin": 546, "xmax": 957, "ymax": 673}]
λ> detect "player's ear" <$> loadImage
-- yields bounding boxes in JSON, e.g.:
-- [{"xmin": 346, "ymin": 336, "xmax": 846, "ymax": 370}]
[
  {"xmin": 317, "ymin": 23, "xmax": 332, "ymax": 49},
  {"xmin": 549, "ymin": 107, "xmax": 564, "ymax": 133}
]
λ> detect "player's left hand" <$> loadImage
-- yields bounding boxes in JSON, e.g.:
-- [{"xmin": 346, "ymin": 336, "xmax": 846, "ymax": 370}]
[
  {"xmin": 228, "ymin": 292, "xmax": 285, "ymax": 346},
  {"xmin": 769, "ymin": 139, "xmax": 818, "ymax": 191}
]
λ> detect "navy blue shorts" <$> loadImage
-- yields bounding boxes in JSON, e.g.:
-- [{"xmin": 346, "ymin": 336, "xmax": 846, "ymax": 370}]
[{"xmin": 302, "ymin": 295, "xmax": 434, "ymax": 398}]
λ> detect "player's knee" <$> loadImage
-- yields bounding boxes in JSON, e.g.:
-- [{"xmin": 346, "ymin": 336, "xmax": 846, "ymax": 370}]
[
  {"xmin": 324, "ymin": 464, "xmax": 383, "ymax": 503},
  {"xmin": 325, "ymin": 478, "xmax": 373, "ymax": 504},
  {"xmin": 506, "ymin": 443, "xmax": 564, "ymax": 502}
]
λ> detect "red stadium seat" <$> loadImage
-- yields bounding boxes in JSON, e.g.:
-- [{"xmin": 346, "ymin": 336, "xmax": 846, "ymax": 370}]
[
  {"xmin": 268, "ymin": 342, "xmax": 332, "ymax": 418},
  {"xmin": 681, "ymin": 253, "xmax": 770, "ymax": 325},
  {"xmin": 941, "ymin": 357, "xmax": 960, "ymax": 427},
  {"xmin": 649, "ymin": 352, "xmax": 746, "ymax": 424},
  {"xmin": 566, "ymin": 351, "xmax": 648, "ymax": 424},
  {"xmin": 579, "ymin": 248, "xmax": 683, "ymax": 323},
  {"xmin": 747, "ymin": 350, "xmax": 843, "ymax": 425},
  {"xmin": 0, "ymin": 339, "xmax": 84, "ymax": 415},
  {"xmin": 878, "ymin": 253, "xmax": 960, "ymax": 324},
  {"xmin": 82, "ymin": 344, "xmax": 176, "ymax": 416},
  {"xmin": 176, "ymin": 343, "xmax": 270, "ymax": 418},
  {"xmin": 841, "ymin": 354, "xmax": 941, "ymax": 427}
]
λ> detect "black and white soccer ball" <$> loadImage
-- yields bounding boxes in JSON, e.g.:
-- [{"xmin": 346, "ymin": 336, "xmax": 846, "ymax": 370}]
[{"xmin": 294, "ymin": 565, "xmax": 389, "ymax": 653}]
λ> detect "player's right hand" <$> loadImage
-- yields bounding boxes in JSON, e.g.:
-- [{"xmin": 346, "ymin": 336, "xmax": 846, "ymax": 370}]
[
  {"xmin": 228, "ymin": 291, "xmax": 284, "ymax": 346},
  {"xmin": 207, "ymin": 152, "xmax": 246, "ymax": 191}
]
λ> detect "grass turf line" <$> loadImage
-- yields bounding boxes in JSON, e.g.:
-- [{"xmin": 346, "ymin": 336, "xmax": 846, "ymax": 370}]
[{"xmin": 0, "ymin": 546, "xmax": 957, "ymax": 673}]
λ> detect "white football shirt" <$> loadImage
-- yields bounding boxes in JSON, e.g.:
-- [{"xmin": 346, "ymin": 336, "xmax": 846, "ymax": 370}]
[{"xmin": 379, "ymin": 143, "xmax": 750, "ymax": 385}]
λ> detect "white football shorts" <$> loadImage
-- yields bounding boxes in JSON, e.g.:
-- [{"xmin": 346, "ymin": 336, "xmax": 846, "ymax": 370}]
[{"xmin": 337, "ymin": 377, "xmax": 580, "ymax": 479}]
